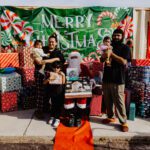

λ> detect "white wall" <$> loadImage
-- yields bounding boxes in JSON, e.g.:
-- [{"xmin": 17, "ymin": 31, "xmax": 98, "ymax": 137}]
[
  {"xmin": 133, "ymin": 10, "xmax": 150, "ymax": 59},
  {"xmin": 0, "ymin": 0, "xmax": 150, "ymax": 8}
]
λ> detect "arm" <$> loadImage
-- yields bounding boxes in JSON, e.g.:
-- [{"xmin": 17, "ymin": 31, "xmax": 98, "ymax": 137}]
[
  {"xmin": 43, "ymin": 72, "xmax": 57, "ymax": 84},
  {"xmin": 43, "ymin": 78, "xmax": 50, "ymax": 84},
  {"xmin": 111, "ymin": 52, "xmax": 127, "ymax": 65},
  {"xmin": 58, "ymin": 71, "xmax": 66, "ymax": 84},
  {"xmin": 42, "ymin": 57, "xmax": 60, "ymax": 64}
]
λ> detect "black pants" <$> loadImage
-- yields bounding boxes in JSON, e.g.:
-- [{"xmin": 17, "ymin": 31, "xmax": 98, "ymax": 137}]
[{"xmin": 46, "ymin": 84, "xmax": 65, "ymax": 119}]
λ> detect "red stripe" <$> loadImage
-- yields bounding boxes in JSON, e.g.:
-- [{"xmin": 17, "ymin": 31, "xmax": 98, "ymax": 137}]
[{"xmin": 0, "ymin": 53, "xmax": 19, "ymax": 68}]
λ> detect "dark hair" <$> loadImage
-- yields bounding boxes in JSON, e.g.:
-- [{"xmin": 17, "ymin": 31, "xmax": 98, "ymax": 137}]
[
  {"xmin": 52, "ymin": 61, "xmax": 62, "ymax": 70},
  {"xmin": 103, "ymin": 36, "xmax": 111, "ymax": 42},
  {"xmin": 34, "ymin": 40, "xmax": 43, "ymax": 47},
  {"xmin": 112, "ymin": 29, "xmax": 124, "ymax": 42},
  {"xmin": 48, "ymin": 33, "xmax": 58, "ymax": 42},
  {"xmin": 113, "ymin": 29, "xmax": 124, "ymax": 37}
]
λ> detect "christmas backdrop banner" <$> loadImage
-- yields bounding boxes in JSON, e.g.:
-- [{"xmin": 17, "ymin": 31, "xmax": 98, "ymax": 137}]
[{"xmin": 0, "ymin": 6, "xmax": 133, "ymax": 57}]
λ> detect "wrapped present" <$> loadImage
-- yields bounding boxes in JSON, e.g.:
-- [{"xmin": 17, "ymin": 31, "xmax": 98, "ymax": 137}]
[
  {"xmin": 20, "ymin": 86, "xmax": 36, "ymax": 109},
  {"xmin": 125, "ymin": 89, "xmax": 131, "ymax": 115},
  {"xmin": 0, "ymin": 53, "xmax": 19, "ymax": 68},
  {"xmin": 19, "ymin": 67, "xmax": 35, "ymax": 86},
  {"xmin": 0, "ymin": 72, "xmax": 22, "ymax": 92},
  {"xmin": 138, "ymin": 66, "xmax": 150, "ymax": 84},
  {"xmin": 90, "ymin": 95, "xmax": 102, "ymax": 116},
  {"xmin": 81, "ymin": 60, "xmax": 103, "ymax": 78},
  {"xmin": 131, "ymin": 59, "xmax": 150, "ymax": 66},
  {"xmin": 0, "ymin": 91, "xmax": 18, "ymax": 112},
  {"xmin": 127, "ymin": 66, "xmax": 150, "ymax": 84},
  {"xmin": 19, "ymin": 46, "xmax": 34, "ymax": 67}
]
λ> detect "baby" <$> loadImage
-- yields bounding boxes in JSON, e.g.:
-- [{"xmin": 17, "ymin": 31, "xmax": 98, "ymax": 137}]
[
  {"xmin": 97, "ymin": 36, "xmax": 112, "ymax": 66},
  {"xmin": 32, "ymin": 40, "xmax": 50, "ymax": 74}
]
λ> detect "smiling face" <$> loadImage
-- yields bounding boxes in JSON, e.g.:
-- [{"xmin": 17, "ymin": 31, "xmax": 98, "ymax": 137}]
[{"xmin": 48, "ymin": 37, "xmax": 57, "ymax": 50}]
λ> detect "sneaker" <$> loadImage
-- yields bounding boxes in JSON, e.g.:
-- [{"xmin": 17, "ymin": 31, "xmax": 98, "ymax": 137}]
[
  {"xmin": 121, "ymin": 123, "xmax": 129, "ymax": 132},
  {"xmin": 48, "ymin": 117, "xmax": 54, "ymax": 125},
  {"xmin": 102, "ymin": 118, "xmax": 116, "ymax": 124},
  {"xmin": 53, "ymin": 119, "xmax": 60, "ymax": 128},
  {"xmin": 75, "ymin": 118, "xmax": 81, "ymax": 127}
]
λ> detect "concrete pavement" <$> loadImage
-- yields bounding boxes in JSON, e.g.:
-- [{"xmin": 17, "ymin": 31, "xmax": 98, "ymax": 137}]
[
  {"xmin": 0, "ymin": 109, "xmax": 150, "ymax": 137},
  {"xmin": 0, "ymin": 109, "xmax": 150, "ymax": 149}
]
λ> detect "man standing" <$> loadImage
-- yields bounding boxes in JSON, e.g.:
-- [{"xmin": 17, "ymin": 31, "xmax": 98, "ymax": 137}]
[{"xmin": 101, "ymin": 29, "xmax": 131, "ymax": 132}]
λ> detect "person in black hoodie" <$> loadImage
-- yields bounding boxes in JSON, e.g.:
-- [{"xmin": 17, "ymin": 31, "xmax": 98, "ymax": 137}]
[{"xmin": 100, "ymin": 29, "xmax": 131, "ymax": 132}]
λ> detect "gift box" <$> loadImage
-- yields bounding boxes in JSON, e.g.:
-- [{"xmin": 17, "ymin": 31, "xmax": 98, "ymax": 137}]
[
  {"xmin": 127, "ymin": 66, "xmax": 150, "ymax": 84},
  {"xmin": 90, "ymin": 95, "xmax": 102, "ymax": 116},
  {"xmin": 0, "ymin": 72, "xmax": 22, "ymax": 92},
  {"xmin": 19, "ymin": 67, "xmax": 35, "ymax": 86},
  {"xmin": 125, "ymin": 89, "xmax": 131, "ymax": 115},
  {"xmin": 81, "ymin": 61, "xmax": 103, "ymax": 78},
  {"xmin": 0, "ymin": 91, "xmax": 18, "ymax": 112},
  {"xmin": 0, "ymin": 53, "xmax": 19, "ymax": 68},
  {"xmin": 19, "ymin": 46, "xmax": 34, "ymax": 67},
  {"xmin": 131, "ymin": 59, "xmax": 150, "ymax": 66},
  {"xmin": 20, "ymin": 86, "xmax": 36, "ymax": 109}
]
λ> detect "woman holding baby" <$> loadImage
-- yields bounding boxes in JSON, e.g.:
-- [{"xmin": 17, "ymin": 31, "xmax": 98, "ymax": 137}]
[{"xmin": 32, "ymin": 33, "xmax": 65, "ymax": 120}]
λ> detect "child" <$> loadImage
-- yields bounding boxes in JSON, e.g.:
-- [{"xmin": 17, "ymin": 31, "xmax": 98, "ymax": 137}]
[
  {"xmin": 97, "ymin": 36, "xmax": 112, "ymax": 66},
  {"xmin": 32, "ymin": 40, "xmax": 50, "ymax": 74},
  {"xmin": 43, "ymin": 61, "xmax": 65, "ymax": 127}
]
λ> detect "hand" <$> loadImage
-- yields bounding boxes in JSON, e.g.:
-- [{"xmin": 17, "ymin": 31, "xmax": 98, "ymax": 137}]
[
  {"xmin": 55, "ymin": 58, "xmax": 60, "ymax": 61},
  {"xmin": 107, "ymin": 50, "xmax": 112, "ymax": 58},
  {"xmin": 41, "ymin": 60, "xmax": 46, "ymax": 65}
]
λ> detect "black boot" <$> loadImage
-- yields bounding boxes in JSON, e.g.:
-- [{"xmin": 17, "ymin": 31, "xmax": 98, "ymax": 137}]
[{"xmin": 68, "ymin": 113, "xmax": 75, "ymax": 127}]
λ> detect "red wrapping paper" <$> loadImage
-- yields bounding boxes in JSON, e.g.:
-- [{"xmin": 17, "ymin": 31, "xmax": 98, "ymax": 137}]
[
  {"xmin": 19, "ymin": 46, "xmax": 34, "ymax": 67},
  {"xmin": 0, "ymin": 91, "xmax": 18, "ymax": 112},
  {"xmin": 0, "ymin": 53, "xmax": 19, "ymax": 68},
  {"xmin": 131, "ymin": 59, "xmax": 150, "ymax": 66}
]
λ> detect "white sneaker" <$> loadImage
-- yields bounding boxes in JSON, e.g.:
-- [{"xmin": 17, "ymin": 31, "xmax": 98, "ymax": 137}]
[
  {"xmin": 53, "ymin": 119, "xmax": 60, "ymax": 128},
  {"xmin": 48, "ymin": 117, "xmax": 54, "ymax": 125}
]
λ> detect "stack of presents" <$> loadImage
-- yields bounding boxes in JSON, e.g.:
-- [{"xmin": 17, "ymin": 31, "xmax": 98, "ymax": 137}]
[
  {"xmin": 81, "ymin": 58, "xmax": 150, "ymax": 120},
  {"xmin": 126, "ymin": 59, "xmax": 150, "ymax": 119},
  {"xmin": 0, "ymin": 46, "xmax": 36, "ymax": 112},
  {"xmin": 0, "ymin": 47, "xmax": 150, "ymax": 120}
]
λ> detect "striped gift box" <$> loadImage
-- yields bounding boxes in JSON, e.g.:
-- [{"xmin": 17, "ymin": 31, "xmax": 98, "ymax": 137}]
[
  {"xmin": 0, "ymin": 53, "xmax": 19, "ymax": 68},
  {"xmin": 131, "ymin": 59, "xmax": 150, "ymax": 66}
]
